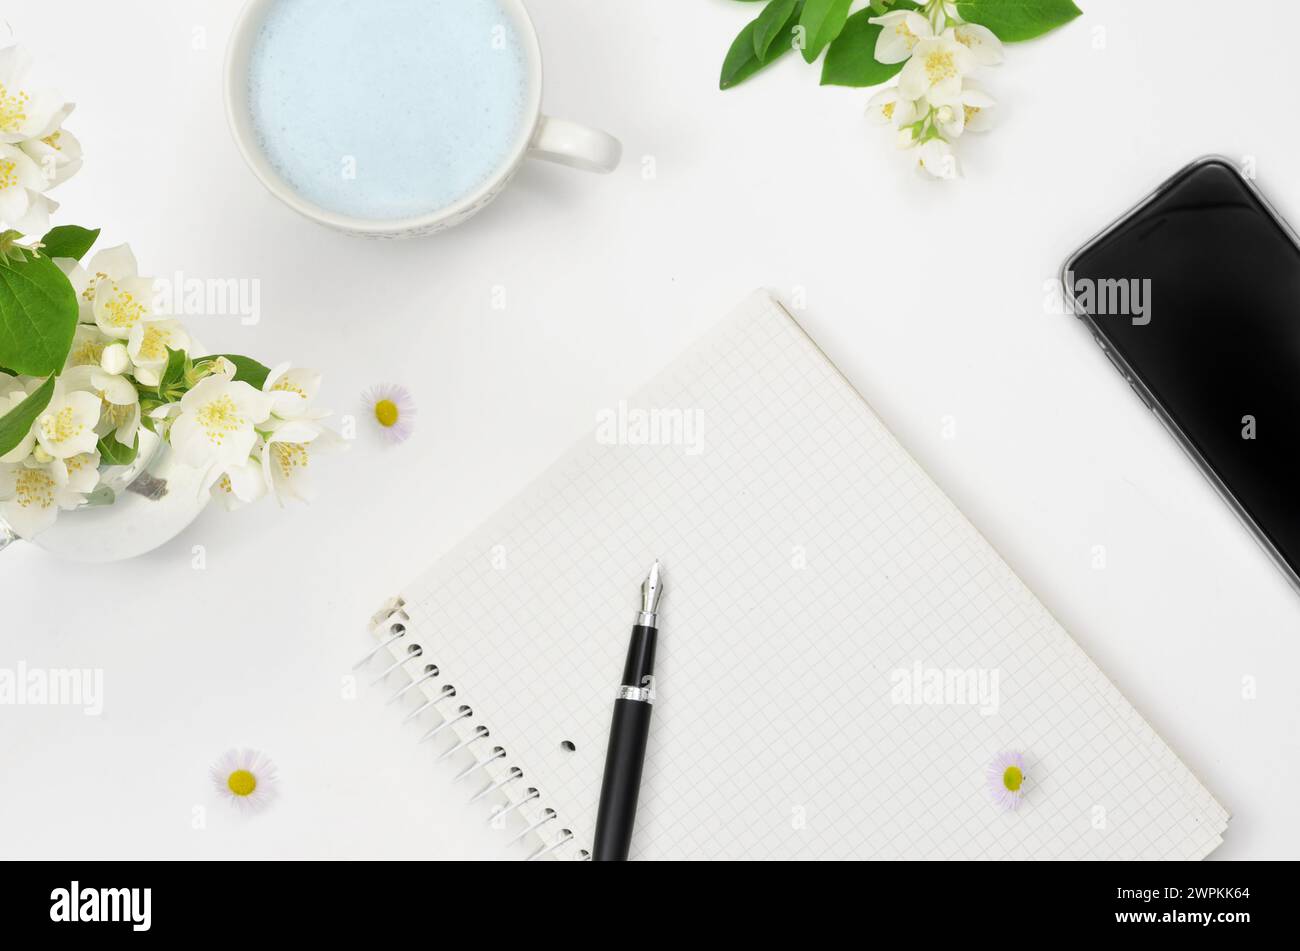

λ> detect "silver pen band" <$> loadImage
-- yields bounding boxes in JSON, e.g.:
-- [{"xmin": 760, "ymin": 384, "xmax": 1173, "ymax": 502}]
[
  {"xmin": 616, "ymin": 684, "xmax": 655, "ymax": 704},
  {"xmin": 635, "ymin": 610, "xmax": 657, "ymax": 627}
]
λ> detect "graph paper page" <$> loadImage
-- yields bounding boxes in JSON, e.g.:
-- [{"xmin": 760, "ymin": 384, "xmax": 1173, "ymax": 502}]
[{"xmin": 393, "ymin": 291, "xmax": 1228, "ymax": 859}]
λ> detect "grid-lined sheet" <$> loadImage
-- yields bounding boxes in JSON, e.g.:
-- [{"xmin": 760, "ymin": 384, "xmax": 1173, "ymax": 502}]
[{"xmin": 384, "ymin": 291, "xmax": 1228, "ymax": 859}]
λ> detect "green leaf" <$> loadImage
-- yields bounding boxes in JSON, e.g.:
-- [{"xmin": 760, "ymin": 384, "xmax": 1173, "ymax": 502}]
[
  {"xmin": 954, "ymin": 0, "xmax": 1082, "ymax": 42},
  {"xmin": 0, "ymin": 251, "xmax": 79, "ymax": 377},
  {"xmin": 721, "ymin": 0, "xmax": 804, "ymax": 89},
  {"xmin": 97, "ymin": 432, "xmax": 139, "ymax": 467},
  {"xmin": 160, "ymin": 347, "xmax": 188, "ymax": 391},
  {"xmin": 0, "ymin": 375, "xmax": 54, "ymax": 458},
  {"xmin": 821, "ymin": 5, "xmax": 914, "ymax": 87},
  {"xmin": 799, "ymin": 0, "xmax": 852, "ymax": 63},
  {"xmin": 38, "ymin": 225, "xmax": 101, "ymax": 262},
  {"xmin": 202, "ymin": 353, "xmax": 273, "ymax": 389},
  {"xmin": 753, "ymin": 0, "xmax": 798, "ymax": 57}
]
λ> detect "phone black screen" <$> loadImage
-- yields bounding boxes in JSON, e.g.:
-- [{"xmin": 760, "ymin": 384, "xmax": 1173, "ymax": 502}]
[{"xmin": 1067, "ymin": 158, "xmax": 1300, "ymax": 584}]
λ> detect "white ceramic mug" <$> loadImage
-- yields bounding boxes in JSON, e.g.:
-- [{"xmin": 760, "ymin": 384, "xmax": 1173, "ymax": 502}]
[{"xmin": 223, "ymin": 0, "xmax": 621, "ymax": 237}]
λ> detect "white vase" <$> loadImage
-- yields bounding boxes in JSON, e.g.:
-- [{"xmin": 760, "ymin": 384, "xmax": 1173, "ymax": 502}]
[{"xmin": 0, "ymin": 429, "xmax": 210, "ymax": 562}]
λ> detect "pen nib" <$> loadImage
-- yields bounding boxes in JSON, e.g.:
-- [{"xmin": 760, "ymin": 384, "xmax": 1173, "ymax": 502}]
[{"xmin": 640, "ymin": 560, "xmax": 663, "ymax": 620}]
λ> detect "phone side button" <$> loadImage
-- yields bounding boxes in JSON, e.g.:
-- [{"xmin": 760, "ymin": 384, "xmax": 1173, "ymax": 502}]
[{"xmin": 1130, "ymin": 381, "xmax": 1151, "ymax": 407}]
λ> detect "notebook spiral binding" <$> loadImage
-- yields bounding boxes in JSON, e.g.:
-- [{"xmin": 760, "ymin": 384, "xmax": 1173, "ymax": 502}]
[{"xmin": 361, "ymin": 598, "xmax": 590, "ymax": 861}]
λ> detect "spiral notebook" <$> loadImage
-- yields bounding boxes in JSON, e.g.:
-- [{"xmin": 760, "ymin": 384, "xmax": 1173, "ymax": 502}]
[{"xmin": 364, "ymin": 291, "xmax": 1229, "ymax": 860}]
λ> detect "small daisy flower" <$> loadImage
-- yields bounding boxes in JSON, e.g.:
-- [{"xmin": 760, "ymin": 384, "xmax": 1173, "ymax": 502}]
[
  {"xmin": 987, "ymin": 750, "xmax": 1026, "ymax": 811},
  {"xmin": 211, "ymin": 748, "xmax": 278, "ymax": 813},
  {"xmin": 362, "ymin": 383, "xmax": 416, "ymax": 443}
]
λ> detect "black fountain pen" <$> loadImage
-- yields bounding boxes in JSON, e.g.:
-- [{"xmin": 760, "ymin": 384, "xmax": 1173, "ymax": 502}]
[{"xmin": 593, "ymin": 561, "xmax": 663, "ymax": 861}]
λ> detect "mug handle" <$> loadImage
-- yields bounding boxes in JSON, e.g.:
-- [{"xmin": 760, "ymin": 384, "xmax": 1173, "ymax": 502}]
[{"xmin": 528, "ymin": 116, "xmax": 622, "ymax": 174}]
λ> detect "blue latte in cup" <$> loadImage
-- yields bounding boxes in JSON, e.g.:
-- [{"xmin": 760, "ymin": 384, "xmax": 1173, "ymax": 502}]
[{"xmin": 246, "ymin": 0, "xmax": 530, "ymax": 221}]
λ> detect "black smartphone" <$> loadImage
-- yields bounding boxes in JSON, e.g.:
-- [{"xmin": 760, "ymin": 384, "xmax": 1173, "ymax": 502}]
[{"xmin": 1063, "ymin": 156, "xmax": 1300, "ymax": 595}]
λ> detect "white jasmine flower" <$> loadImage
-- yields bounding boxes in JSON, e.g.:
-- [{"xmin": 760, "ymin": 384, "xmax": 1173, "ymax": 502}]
[
  {"xmin": 866, "ymin": 86, "xmax": 919, "ymax": 127},
  {"xmin": 0, "ymin": 141, "xmax": 56, "ymax": 234},
  {"xmin": 71, "ymin": 244, "xmax": 158, "ymax": 340},
  {"xmin": 0, "ymin": 459, "xmax": 85, "ymax": 538},
  {"xmin": 935, "ymin": 105, "xmax": 962, "ymax": 140},
  {"xmin": 0, "ymin": 376, "xmax": 41, "ymax": 463},
  {"xmin": 64, "ymin": 335, "xmax": 139, "ymax": 446},
  {"xmin": 48, "ymin": 448, "xmax": 100, "ymax": 493},
  {"xmin": 35, "ymin": 384, "xmax": 101, "ymax": 459},
  {"xmin": 100, "ymin": 399, "xmax": 141, "ymax": 448},
  {"xmin": 62, "ymin": 364, "xmax": 141, "ymax": 447},
  {"xmin": 65, "ymin": 324, "xmax": 113, "ymax": 369},
  {"xmin": 169, "ymin": 373, "xmax": 274, "ymax": 470},
  {"xmin": 898, "ymin": 34, "xmax": 976, "ymax": 106},
  {"xmin": 869, "ymin": 11, "xmax": 933, "ymax": 64},
  {"xmin": 936, "ymin": 83, "xmax": 997, "ymax": 138},
  {"xmin": 261, "ymin": 420, "xmax": 341, "ymax": 506},
  {"xmin": 58, "ymin": 256, "xmax": 100, "ymax": 322},
  {"xmin": 917, "ymin": 138, "xmax": 960, "ymax": 179},
  {"xmin": 262, "ymin": 363, "xmax": 326, "ymax": 422},
  {"xmin": 945, "ymin": 23, "xmax": 1004, "ymax": 67},
  {"xmin": 19, "ymin": 107, "xmax": 81, "ymax": 188},
  {"xmin": 205, "ymin": 452, "xmax": 268, "ymax": 511},
  {"xmin": 0, "ymin": 47, "xmax": 67, "ymax": 144},
  {"xmin": 958, "ymin": 83, "xmax": 997, "ymax": 132},
  {"xmin": 126, "ymin": 318, "xmax": 190, "ymax": 387}
]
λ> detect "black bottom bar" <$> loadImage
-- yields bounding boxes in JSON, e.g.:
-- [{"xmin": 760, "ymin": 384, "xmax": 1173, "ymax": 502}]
[{"xmin": 0, "ymin": 859, "xmax": 1279, "ymax": 937}]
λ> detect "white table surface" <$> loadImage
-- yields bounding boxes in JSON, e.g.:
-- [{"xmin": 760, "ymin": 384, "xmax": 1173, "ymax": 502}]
[{"xmin": 3, "ymin": 0, "xmax": 1297, "ymax": 860}]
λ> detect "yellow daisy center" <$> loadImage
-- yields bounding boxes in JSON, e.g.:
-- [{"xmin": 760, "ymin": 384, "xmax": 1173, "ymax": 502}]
[
  {"xmin": 0, "ymin": 82, "xmax": 30, "ymax": 134},
  {"xmin": 0, "ymin": 159, "xmax": 17, "ymax": 191},
  {"xmin": 374, "ymin": 399, "xmax": 400, "ymax": 428},
  {"xmin": 925, "ymin": 50, "xmax": 957, "ymax": 84},
  {"xmin": 1002, "ymin": 766, "xmax": 1023, "ymax": 792},
  {"xmin": 196, "ymin": 396, "xmax": 246, "ymax": 446},
  {"xmin": 14, "ymin": 469, "xmax": 55, "ymax": 510},
  {"xmin": 881, "ymin": 101, "xmax": 896, "ymax": 120},
  {"xmin": 227, "ymin": 769, "xmax": 257, "ymax": 797},
  {"xmin": 43, "ymin": 130, "xmax": 62, "ymax": 151},
  {"xmin": 41, "ymin": 406, "xmax": 85, "ymax": 446},
  {"xmin": 964, "ymin": 105, "xmax": 981, "ymax": 124}
]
